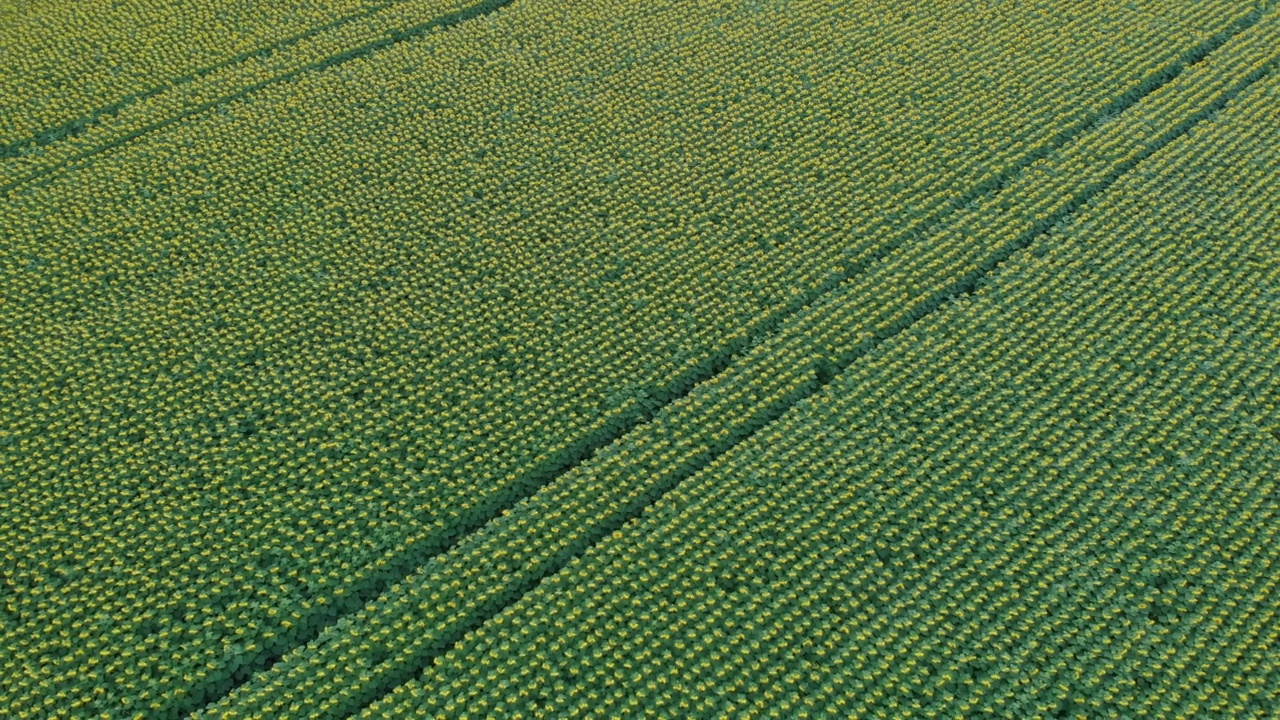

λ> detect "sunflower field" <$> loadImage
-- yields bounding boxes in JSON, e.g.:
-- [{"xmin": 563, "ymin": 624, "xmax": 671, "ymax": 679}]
[{"xmin": 2, "ymin": 0, "xmax": 1277, "ymax": 718}]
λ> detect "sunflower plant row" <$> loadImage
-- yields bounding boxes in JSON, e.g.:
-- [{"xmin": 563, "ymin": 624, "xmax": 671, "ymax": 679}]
[
  {"xmin": 363, "ymin": 62, "xmax": 1280, "ymax": 720},
  {"xmin": 196, "ymin": 11, "xmax": 1280, "ymax": 718},
  {"xmin": 0, "ymin": 0, "xmax": 491, "ymax": 188},
  {"xmin": 0, "ymin": 0, "xmax": 400, "ymax": 150},
  {"xmin": 0, "ymin": 0, "xmax": 1260, "ymax": 717}
]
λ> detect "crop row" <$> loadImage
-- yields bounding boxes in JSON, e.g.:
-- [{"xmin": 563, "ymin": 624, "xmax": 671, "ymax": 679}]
[
  {"xmin": 365, "ymin": 57, "xmax": 1280, "ymax": 719},
  {"xmin": 0, "ymin": 0, "xmax": 422, "ymax": 149},
  {"xmin": 0, "ymin": 0, "xmax": 1261, "ymax": 717},
  {"xmin": 199, "ymin": 10, "xmax": 1280, "ymax": 719},
  {"xmin": 0, "ymin": 0, "xmax": 492, "ymax": 186}
]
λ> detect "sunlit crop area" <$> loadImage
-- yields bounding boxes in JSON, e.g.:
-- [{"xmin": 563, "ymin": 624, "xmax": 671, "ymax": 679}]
[{"xmin": 2, "ymin": 0, "xmax": 1277, "ymax": 718}]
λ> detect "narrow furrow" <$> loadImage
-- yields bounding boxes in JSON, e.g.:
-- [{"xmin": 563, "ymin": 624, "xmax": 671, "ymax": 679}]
[
  {"xmin": 0, "ymin": 0, "xmax": 403, "ymax": 159},
  {"xmin": 0, "ymin": 0, "xmax": 517, "ymax": 194}
]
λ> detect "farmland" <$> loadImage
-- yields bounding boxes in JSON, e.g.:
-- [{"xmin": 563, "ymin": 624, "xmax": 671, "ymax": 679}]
[{"xmin": 2, "ymin": 0, "xmax": 1278, "ymax": 718}]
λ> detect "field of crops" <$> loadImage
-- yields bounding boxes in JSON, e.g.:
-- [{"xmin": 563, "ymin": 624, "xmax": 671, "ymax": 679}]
[{"xmin": 2, "ymin": 0, "xmax": 1277, "ymax": 717}]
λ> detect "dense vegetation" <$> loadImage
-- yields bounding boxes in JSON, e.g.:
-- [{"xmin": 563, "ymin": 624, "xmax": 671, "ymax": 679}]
[
  {"xmin": 0, "ymin": 0, "xmax": 493, "ymax": 155},
  {"xmin": 1, "ymin": 0, "xmax": 378, "ymax": 149},
  {"xmin": 2, "ymin": 0, "xmax": 1276, "ymax": 717},
  {"xmin": 355, "ymin": 50, "xmax": 1280, "ymax": 720}
]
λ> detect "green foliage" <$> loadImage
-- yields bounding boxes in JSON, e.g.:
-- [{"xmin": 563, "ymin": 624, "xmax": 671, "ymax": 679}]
[
  {"xmin": 0, "ymin": 0, "xmax": 396, "ymax": 149},
  {"xmin": 363, "ymin": 53, "xmax": 1280, "ymax": 720},
  {"xmin": 1, "ymin": 0, "xmax": 1275, "ymax": 718}
]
